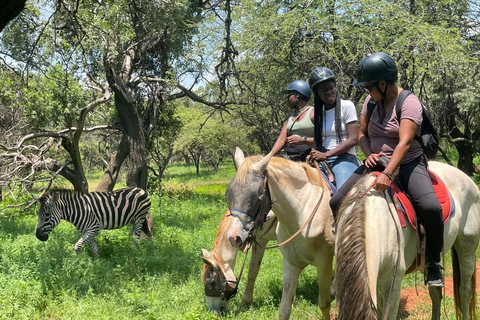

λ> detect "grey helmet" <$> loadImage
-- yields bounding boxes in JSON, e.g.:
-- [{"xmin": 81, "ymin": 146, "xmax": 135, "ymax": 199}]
[
  {"xmin": 285, "ymin": 80, "xmax": 311, "ymax": 99},
  {"xmin": 308, "ymin": 67, "xmax": 335, "ymax": 92}
]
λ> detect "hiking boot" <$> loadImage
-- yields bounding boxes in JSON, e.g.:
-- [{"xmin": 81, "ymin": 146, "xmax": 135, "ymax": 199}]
[{"xmin": 426, "ymin": 263, "xmax": 444, "ymax": 287}]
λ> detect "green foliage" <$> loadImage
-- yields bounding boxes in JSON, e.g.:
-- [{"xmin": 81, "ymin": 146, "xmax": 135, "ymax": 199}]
[{"xmin": 174, "ymin": 103, "xmax": 258, "ymax": 173}]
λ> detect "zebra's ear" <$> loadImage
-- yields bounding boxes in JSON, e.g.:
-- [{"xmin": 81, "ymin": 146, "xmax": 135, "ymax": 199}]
[{"xmin": 51, "ymin": 192, "xmax": 60, "ymax": 202}]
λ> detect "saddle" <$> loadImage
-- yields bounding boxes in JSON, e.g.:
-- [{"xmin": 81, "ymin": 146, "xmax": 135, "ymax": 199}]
[{"xmin": 381, "ymin": 170, "xmax": 455, "ymax": 229}]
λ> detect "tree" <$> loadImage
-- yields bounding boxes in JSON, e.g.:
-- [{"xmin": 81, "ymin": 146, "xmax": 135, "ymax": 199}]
[
  {"xmin": 174, "ymin": 103, "xmax": 257, "ymax": 174},
  {"xmin": 0, "ymin": 0, "xmax": 26, "ymax": 32}
]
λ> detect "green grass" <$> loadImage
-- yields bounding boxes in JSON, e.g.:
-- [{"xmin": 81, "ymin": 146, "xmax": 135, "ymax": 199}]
[{"xmin": 0, "ymin": 158, "xmax": 479, "ymax": 319}]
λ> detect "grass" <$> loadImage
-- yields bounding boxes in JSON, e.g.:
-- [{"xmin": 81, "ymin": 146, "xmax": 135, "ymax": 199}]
[{"xmin": 0, "ymin": 157, "xmax": 479, "ymax": 319}]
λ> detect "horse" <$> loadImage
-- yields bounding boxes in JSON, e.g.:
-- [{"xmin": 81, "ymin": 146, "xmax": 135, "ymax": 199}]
[
  {"xmin": 225, "ymin": 147, "xmax": 335, "ymax": 320},
  {"xmin": 335, "ymin": 161, "xmax": 480, "ymax": 320},
  {"xmin": 201, "ymin": 208, "xmax": 277, "ymax": 314}
]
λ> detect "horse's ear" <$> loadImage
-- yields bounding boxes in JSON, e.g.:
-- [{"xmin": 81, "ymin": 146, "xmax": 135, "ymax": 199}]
[
  {"xmin": 253, "ymin": 150, "xmax": 273, "ymax": 172},
  {"xmin": 234, "ymin": 147, "xmax": 245, "ymax": 169},
  {"xmin": 201, "ymin": 248, "xmax": 217, "ymax": 267}
]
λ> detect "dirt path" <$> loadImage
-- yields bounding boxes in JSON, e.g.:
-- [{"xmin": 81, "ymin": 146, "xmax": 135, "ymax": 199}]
[
  {"xmin": 331, "ymin": 263, "xmax": 480, "ymax": 319},
  {"xmin": 399, "ymin": 263, "xmax": 480, "ymax": 319}
]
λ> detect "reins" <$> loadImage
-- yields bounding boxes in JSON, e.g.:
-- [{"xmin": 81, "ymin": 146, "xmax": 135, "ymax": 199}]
[{"xmin": 257, "ymin": 161, "xmax": 326, "ymax": 250}]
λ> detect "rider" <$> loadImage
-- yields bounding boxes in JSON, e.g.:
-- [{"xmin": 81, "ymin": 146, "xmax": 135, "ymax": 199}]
[
  {"xmin": 307, "ymin": 67, "xmax": 359, "ymax": 188},
  {"xmin": 329, "ymin": 52, "xmax": 444, "ymax": 286},
  {"xmin": 271, "ymin": 80, "xmax": 314, "ymax": 162}
]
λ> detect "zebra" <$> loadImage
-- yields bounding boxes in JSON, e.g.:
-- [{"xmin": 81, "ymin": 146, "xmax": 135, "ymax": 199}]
[{"xmin": 36, "ymin": 186, "xmax": 152, "ymax": 256}]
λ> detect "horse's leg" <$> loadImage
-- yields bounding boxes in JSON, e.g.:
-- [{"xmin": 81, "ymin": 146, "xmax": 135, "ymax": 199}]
[
  {"xmin": 428, "ymin": 286, "xmax": 442, "ymax": 320},
  {"xmin": 453, "ymin": 240, "xmax": 478, "ymax": 320},
  {"xmin": 316, "ymin": 251, "xmax": 333, "ymax": 320},
  {"xmin": 279, "ymin": 259, "xmax": 302, "ymax": 320},
  {"xmin": 378, "ymin": 276, "xmax": 403, "ymax": 320},
  {"xmin": 239, "ymin": 238, "xmax": 267, "ymax": 309}
]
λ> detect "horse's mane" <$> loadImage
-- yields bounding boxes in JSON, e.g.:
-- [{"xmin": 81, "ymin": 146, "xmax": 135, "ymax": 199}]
[
  {"xmin": 335, "ymin": 173, "xmax": 378, "ymax": 320},
  {"xmin": 235, "ymin": 155, "xmax": 328, "ymax": 192},
  {"xmin": 202, "ymin": 210, "xmax": 230, "ymax": 283}
]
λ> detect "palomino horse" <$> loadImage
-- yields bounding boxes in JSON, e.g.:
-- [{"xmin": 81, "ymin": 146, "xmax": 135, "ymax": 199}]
[
  {"xmin": 225, "ymin": 147, "xmax": 335, "ymax": 320},
  {"xmin": 201, "ymin": 209, "xmax": 277, "ymax": 314},
  {"xmin": 335, "ymin": 161, "xmax": 480, "ymax": 320}
]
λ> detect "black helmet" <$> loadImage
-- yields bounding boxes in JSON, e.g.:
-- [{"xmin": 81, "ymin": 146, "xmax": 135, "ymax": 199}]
[
  {"xmin": 352, "ymin": 52, "xmax": 398, "ymax": 86},
  {"xmin": 285, "ymin": 80, "xmax": 311, "ymax": 99},
  {"xmin": 308, "ymin": 67, "xmax": 335, "ymax": 92}
]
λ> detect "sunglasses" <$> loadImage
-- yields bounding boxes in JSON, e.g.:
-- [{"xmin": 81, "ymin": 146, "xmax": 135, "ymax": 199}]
[{"xmin": 363, "ymin": 82, "xmax": 378, "ymax": 93}]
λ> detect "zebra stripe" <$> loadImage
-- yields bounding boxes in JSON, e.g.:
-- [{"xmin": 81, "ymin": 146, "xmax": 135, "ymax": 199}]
[{"xmin": 36, "ymin": 186, "xmax": 151, "ymax": 255}]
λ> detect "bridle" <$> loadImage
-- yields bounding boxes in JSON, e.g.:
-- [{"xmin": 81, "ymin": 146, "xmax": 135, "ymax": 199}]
[
  {"xmin": 207, "ymin": 169, "xmax": 272, "ymax": 301},
  {"xmin": 227, "ymin": 169, "xmax": 273, "ymax": 239},
  {"xmin": 204, "ymin": 253, "xmax": 244, "ymax": 301}
]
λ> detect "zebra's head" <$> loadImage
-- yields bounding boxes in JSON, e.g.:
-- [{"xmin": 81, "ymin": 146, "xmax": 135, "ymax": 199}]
[{"xmin": 36, "ymin": 192, "xmax": 60, "ymax": 241}]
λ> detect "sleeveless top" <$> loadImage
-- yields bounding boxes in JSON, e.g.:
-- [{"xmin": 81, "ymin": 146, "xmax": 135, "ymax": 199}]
[
  {"xmin": 285, "ymin": 107, "xmax": 314, "ymax": 158},
  {"xmin": 286, "ymin": 107, "xmax": 314, "ymax": 137}
]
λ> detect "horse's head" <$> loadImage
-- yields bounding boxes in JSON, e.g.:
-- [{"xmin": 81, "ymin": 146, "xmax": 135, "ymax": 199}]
[
  {"xmin": 201, "ymin": 248, "xmax": 237, "ymax": 314},
  {"xmin": 225, "ymin": 148, "xmax": 272, "ymax": 250}
]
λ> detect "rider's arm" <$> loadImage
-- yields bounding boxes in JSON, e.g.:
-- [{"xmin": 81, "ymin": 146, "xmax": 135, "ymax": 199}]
[{"xmin": 271, "ymin": 121, "xmax": 288, "ymax": 156}]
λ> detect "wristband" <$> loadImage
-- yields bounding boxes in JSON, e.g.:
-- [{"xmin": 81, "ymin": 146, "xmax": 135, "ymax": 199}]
[{"xmin": 381, "ymin": 171, "xmax": 394, "ymax": 181}]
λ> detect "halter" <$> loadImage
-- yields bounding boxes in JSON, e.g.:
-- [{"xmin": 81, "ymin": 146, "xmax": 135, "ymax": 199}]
[
  {"xmin": 204, "ymin": 253, "xmax": 245, "ymax": 301},
  {"xmin": 214, "ymin": 169, "xmax": 271, "ymax": 301}
]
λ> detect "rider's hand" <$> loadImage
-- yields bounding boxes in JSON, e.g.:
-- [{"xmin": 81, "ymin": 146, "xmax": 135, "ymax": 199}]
[
  {"xmin": 286, "ymin": 135, "xmax": 303, "ymax": 145},
  {"xmin": 373, "ymin": 173, "xmax": 390, "ymax": 192},
  {"xmin": 364, "ymin": 153, "xmax": 382, "ymax": 169},
  {"xmin": 309, "ymin": 149, "xmax": 328, "ymax": 161}
]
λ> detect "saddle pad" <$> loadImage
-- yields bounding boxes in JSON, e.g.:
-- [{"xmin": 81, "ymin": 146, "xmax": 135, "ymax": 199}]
[
  {"xmin": 387, "ymin": 170, "xmax": 454, "ymax": 229},
  {"xmin": 318, "ymin": 168, "xmax": 337, "ymax": 196}
]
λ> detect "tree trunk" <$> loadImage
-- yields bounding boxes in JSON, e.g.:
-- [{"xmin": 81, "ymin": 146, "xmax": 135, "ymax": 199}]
[
  {"xmin": 96, "ymin": 136, "xmax": 129, "ymax": 192},
  {"xmin": 104, "ymin": 63, "xmax": 152, "ymax": 233},
  {"xmin": 61, "ymin": 138, "xmax": 89, "ymax": 193},
  {"xmin": 0, "ymin": 0, "xmax": 26, "ymax": 32}
]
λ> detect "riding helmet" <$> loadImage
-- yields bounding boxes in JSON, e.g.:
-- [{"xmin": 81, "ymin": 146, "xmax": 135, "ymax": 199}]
[
  {"xmin": 352, "ymin": 52, "xmax": 398, "ymax": 86},
  {"xmin": 285, "ymin": 80, "xmax": 311, "ymax": 99},
  {"xmin": 308, "ymin": 67, "xmax": 335, "ymax": 92}
]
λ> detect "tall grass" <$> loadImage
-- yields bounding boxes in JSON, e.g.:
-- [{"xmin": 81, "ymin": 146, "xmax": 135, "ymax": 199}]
[{"xmin": 0, "ymin": 158, "xmax": 478, "ymax": 319}]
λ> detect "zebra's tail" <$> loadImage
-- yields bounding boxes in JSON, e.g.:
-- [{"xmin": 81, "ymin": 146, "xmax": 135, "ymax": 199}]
[{"xmin": 141, "ymin": 213, "xmax": 153, "ymax": 238}]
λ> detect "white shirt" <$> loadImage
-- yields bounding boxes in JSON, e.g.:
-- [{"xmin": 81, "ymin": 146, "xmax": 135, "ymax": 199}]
[{"xmin": 323, "ymin": 99, "xmax": 357, "ymax": 155}]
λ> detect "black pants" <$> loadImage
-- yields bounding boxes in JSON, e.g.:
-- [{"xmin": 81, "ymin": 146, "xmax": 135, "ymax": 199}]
[{"xmin": 330, "ymin": 155, "xmax": 443, "ymax": 263}]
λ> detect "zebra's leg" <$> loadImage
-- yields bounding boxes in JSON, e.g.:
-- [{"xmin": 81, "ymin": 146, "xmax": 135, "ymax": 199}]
[
  {"xmin": 75, "ymin": 230, "xmax": 98, "ymax": 255},
  {"xmin": 89, "ymin": 238, "xmax": 99, "ymax": 257},
  {"xmin": 132, "ymin": 217, "xmax": 146, "ymax": 246}
]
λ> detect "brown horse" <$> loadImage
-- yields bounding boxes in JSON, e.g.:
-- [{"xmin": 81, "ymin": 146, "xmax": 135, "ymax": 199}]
[{"xmin": 201, "ymin": 209, "xmax": 277, "ymax": 314}]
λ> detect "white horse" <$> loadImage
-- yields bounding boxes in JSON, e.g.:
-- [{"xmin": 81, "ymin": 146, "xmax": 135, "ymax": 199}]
[
  {"xmin": 335, "ymin": 161, "xmax": 480, "ymax": 320},
  {"xmin": 201, "ymin": 208, "xmax": 277, "ymax": 314},
  {"xmin": 225, "ymin": 147, "xmax": 335, "ymax": 320}
]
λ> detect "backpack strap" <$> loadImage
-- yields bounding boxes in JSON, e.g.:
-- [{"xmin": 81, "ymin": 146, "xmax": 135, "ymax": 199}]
[
  {"xmin": 395, "ymin": 90, "xmax": 413, "ymax": 120},
  {"xmin": 366, "ymin": 98, "xmax": 376, "ymax": 119}
]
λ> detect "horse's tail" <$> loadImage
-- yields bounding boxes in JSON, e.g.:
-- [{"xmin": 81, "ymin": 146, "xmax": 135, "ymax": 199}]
[
  {"xmin": 452, "ymin": 246, "xmax": 477, "ymax": 320},
  {"xmin": 335, "ymin": 174, "xmax": 378, "ymax": 320}
]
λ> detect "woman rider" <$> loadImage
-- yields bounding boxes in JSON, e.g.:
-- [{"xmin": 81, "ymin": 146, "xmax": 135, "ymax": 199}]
[
  {"xmin": 308, "ymin": 67, "xmax": 359, "ymax": 188},
  {"xmin": 329, "ymin": 52, "xmax": 444, "ymax": 286},
  {"xmin": 271, "ymin": 80, "xmax": 314, "ymax": 162}
]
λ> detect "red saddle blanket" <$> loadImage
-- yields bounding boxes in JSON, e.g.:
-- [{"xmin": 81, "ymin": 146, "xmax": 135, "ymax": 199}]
[{"xmin": 374, "ymin": 171, "xmax": 454, "ymax": 229}]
